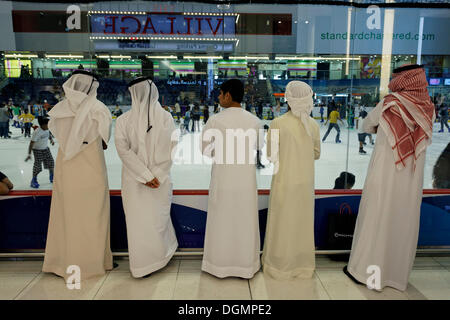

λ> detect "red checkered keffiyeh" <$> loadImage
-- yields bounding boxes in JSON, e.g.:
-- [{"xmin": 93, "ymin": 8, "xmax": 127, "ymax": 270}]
[{"xmin": 380, "ymin": 66, "xmax": 435, "ymax": 170}]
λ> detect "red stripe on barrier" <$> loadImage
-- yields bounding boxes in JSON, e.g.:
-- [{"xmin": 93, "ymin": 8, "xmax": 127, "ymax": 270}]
[{"xmin": 5, "ymin": 189, "xmax": 450, "ymax": 197}]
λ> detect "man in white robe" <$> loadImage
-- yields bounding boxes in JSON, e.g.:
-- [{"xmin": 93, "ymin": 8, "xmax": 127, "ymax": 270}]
[
  {"xmin": 43, "ymin": 70, "xmax": 113, "ymax": 282},
  {"xmin": 115, "ymin": 77, "xmax": 178, "ymax": 278},
  {"xmin": 345, "ymin": 65, "xmax": 435, "ymax": 291},
  {"xmin": 201, "ymin": 79, "xmax": 264, "ymax": 278},
  {"xmin": 262, "ymin": 81, "xmax": 321, "ymax": 280}
]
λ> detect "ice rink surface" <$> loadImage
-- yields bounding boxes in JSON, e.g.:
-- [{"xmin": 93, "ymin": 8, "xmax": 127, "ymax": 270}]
[{"xmin": 0, "ymin": 117, "xmax": 448, "ymax": 191}]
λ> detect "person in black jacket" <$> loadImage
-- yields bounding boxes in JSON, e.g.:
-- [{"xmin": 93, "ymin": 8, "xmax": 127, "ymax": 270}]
[
  {"xmin": 203, "ymin": 105, "xmax": 209, "ymax": 124},
  {"xmin": 0, "ymin": 171, "xmax": 13, "ymax": 195},
  {"xmin": 257, "ymin": 101, "xmax": 263, "ymax": 119},
  {"xmin": 432, "ymin": 142, "xmax": 450, "ymax": 189},
  {"xmin": 333, "ymin": 172, "xmax": 355, "ymax": 189},
  {"xmin": 191, "ymin": 104, "xmax": 201, "ymax": 132}
]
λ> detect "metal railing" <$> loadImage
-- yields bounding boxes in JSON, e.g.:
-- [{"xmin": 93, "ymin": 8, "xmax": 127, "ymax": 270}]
[{"xmin": 1, "ymin": 248, "xmax": 449, "ymax": 259}]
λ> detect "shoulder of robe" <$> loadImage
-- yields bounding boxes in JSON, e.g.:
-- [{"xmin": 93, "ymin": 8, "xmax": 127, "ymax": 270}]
[
  {"xmin": 115, "ymin": 111, "xmax": 130, "ymax": 127},
  {"xmin": 269, "ymin": 116, "xmax": 280, "ymax": 128},
  {"xmin": 48, "ymin": 100, "xmax": 73, "ymax": 119},
  {"xmin": 249, "ymin": 111, "xmax": 261, "ymax": 122},
  {"xmin": 163, "ymin": 109, "xmax": 173, "ymax": 119},
  {"xmin": 309, "ymin": 117, "xmax": 320, "ymax": 130},
  {"xmin": 375, "ymin": 99, "xmax": 385, "ymax": 108},
  {"xmin": 244, "ymin": 112, "xmax": 261, "ymax": 127},
  {"xmin": 92, "ymin": 101, "xmax": 112, "ymax": 118},
  {"xmin": 162, "ymin": 110, "xmax": 176, "ymax": 125},
  {"xmin": 205, "ymin": 113, "xmax": 218, "ymax": 125}
]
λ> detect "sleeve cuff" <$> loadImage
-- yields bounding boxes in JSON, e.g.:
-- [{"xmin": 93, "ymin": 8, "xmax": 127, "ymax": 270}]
[
  {"xmin": 151, "ymin": 166, "xmax": 168, "ymax": 185},
  {"xmin": 138, "ymin": 169, "xmax": 154, "ymax": 184}
]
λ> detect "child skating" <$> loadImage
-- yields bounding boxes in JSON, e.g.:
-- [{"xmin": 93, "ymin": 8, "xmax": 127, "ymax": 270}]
[
  {"xmin": 25, "ymin": 116, "xmax": 55, "ymax": 188},
  {"xmin": 19, "ymin": 110, "xmax": 34, "ymax": 138},
  {"xmin": 356, "ymin": 110, "xmax": 374, "ymax": 154}
]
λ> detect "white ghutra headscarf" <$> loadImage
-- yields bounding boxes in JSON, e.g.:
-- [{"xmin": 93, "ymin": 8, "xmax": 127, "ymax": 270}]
[
  {"xmin": 285, "ymin": 81, "xmax": 314, "ymax": 137},
  {"xmin": 127, "ymin": 78, "xmax": 169, "ymax": 168},
  {"xmin": 48, "ymin": 71, "xmax": 111, "ymax": 160}
]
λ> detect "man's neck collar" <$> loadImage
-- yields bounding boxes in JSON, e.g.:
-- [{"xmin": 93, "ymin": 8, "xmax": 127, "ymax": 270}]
[{"xmin": 228, "ymin": 102, "xmax": 241, "ymax": 108}]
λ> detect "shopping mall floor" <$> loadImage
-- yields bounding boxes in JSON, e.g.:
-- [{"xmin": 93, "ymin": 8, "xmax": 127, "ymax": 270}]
[{"xmin": 1, "ymin": 255, "xmax": 450, "ymax": 300}]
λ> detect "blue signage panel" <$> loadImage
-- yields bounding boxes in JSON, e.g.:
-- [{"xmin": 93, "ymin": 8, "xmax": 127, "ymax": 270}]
[
  {"xmin": 1, "ymin": 193, "xmax": 449, "ymax": 250},
  {"xmin": 91, "ymin": 14, "xmax": 236, "ymax": 36}
]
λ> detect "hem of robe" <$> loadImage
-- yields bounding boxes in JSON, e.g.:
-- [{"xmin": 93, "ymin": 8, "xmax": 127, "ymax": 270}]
[
  {"xmin": 42, "ymin": 264, "xmax": 111, "ymax": 282},
  {"xmin": 201, "ymin": 259, "xmax": 260, "ymax": 279},
  {"xmin": 347, "ymin": 265, "xmax": 408, "ymax": 292},
  {"xmin": 129, "ymin": 243, "xmax": 178, "ymax": 278},
  {"xmin": 262, "ymin": 262, "xmax": 315, "ymax": 280}
]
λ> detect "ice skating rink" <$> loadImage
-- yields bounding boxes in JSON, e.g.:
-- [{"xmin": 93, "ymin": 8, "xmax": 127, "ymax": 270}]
[{"xmin": 1, "ymin": 118, "xmax": 448, "ymax": 191}]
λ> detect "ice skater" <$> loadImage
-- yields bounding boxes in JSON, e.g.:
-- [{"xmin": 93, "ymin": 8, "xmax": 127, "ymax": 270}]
[
  {"xmin": 347, "ymin": 105, "xmax": 355, "ymax": 129},
  {"xmin": 18, "ymin": 111, "xmax": 24, "ymax": 135},
  {"xmin": 191, "ymin": 104, "xmax": 201, "ymax": 132},
  {"xmin": 0, "ymin": 103, "xmax": 10, "ymax": 138},
  {"xmin": 175, "ymin": 101, "xmax": 181, "ymax": 123},
  {"xmin": 203, "ymin": 104, "xmax": 210, "ymax": 124},
  {"xmin": 438, "ymin": 102, "xmax": 449, "ymax": 133},
  {"xmin": 19, "ymin": 109, "xmax": 35, "ymax": 138},
  {"xmin": 322, "ymin": 107, "xmax": 344, "ymax": 143},
  {"xmin": 11, "ymin": 102, "xmax": 21, "ymax": 128},
  {"xmin": 356, "ymin": 110, "xmax": 374, "ymax": 154},
  {"xmin": 25, "ymin": 116, "xmax": 55, "ymax": 188},
  {"xmin": 183, "ymin": 106, "xmax": 191, "ymax": 134}
]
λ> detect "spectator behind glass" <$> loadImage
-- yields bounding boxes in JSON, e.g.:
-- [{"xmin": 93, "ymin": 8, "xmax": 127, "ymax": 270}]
[
  {"xmin": 432, "ymin": 142, "xmax": 450, "ymax": 189},
  {"xmin": 0, "ymin": 171, "xmax": 13, "ymax": 195},
  {"xmin": 333, "ymin": 172, "xmax": 356, "ymax": 189},
  {"xmin": 0, "ymin": 102, "xmax": 10, "ymax": 138}
]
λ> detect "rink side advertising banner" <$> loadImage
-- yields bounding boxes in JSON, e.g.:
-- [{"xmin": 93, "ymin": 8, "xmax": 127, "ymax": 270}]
[{"xmin": 1, "ymin": 191, "xmax": 449, "ymax": 251}]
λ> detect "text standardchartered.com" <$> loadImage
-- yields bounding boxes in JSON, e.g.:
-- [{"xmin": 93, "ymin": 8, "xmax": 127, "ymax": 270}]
[
  {"xmin": 321, "ymin": 31, "xmax": 436, "ymax": 41},
  {"xmin": 178, "ymin": 304, "xmax": 272, "ymax": 318}
]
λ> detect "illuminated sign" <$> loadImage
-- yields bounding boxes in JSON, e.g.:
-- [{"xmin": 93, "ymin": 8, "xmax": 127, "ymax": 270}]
[
  {"xmin": 91, "ymin": 14, "xmax": 235, "ymax": 36},
  {"xmin": 444, "ymin": 78, "xmax": 450, "ymax": 86},
  {"xmin": 287, "ymin": 61, "xmax": 317, "ymax": 77},
  {"xmin": 54, "ymin": 60, "xmax": 96, "ymax": 71},
  {"xmin": 429, "ymin": 78, "xmax": 441, "ymax": 85},
  {"xmin": 218, "ymin": 60, "xmax": 247, "ymax": 77},
  {"xmin": 4, "ymin": 59, "xmax": 32, "ymax": 78},
  {"xmin": 94, "ymin": 40, "xmax": 234, "ymax": 52}
]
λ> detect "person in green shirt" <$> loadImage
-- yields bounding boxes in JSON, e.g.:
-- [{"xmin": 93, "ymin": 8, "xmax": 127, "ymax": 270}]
[
  {"xmin": 347, "ymin": 104, "xmax": 355, "ymax": 129},
  {"xmin": 11, "ymin": 105, "xmax": 21, "ymax": 128}
]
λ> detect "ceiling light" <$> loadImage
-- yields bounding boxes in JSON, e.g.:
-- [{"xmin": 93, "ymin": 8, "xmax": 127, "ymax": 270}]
[
  {"xmin": 45, "ymin": 54, "xmax": 84, "ymax": 59},
  {"xmin": 146, "ymin": 55, "xmax": 177, "ymax": 59},
  {"xmin": 5, "ymin": 54, "xmax": 38, "ymax": 58},
  {"xmin": 184, "ymin": 56, "xmax": 222, "ymax": 59}
]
